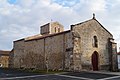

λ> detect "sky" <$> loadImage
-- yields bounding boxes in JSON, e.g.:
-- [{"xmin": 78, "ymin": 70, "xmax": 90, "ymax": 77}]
[{"xmin": 0, "ymin": 0, "xmax": 120, "ymax": 51}]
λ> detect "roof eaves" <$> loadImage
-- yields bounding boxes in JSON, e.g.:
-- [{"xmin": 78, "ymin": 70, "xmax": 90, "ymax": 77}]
[
  {"xmin": 14, "ymin": 38, "xmax": 24, "ymax": 42},
  {"xmin": 25, "ymin": 30, "xmax": 71, "ymax": 42}
]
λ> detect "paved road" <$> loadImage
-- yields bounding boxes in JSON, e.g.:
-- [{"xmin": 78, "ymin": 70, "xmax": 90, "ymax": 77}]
[{"xmin": 0, "ymin": 68, "xmax": 120, "ymax": 80}]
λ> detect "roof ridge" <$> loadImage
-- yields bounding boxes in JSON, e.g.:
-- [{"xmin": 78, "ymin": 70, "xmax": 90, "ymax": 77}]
[{"xmin": 71, "ymin": 18, "xmax": 93, "ymax": 26}]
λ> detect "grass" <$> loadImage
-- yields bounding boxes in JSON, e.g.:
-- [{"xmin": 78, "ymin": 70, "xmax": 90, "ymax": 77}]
[
  {"xmin": 19, "ymin": 68, "xmax": 65, "ymax": 74},
  {"xmin": 0, "ymin": 67, "xmax": 66, "ymax": 74}
]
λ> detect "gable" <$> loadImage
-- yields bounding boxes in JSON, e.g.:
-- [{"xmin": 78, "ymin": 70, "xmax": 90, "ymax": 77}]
[{"xmin": 71, "ymin": 18, "xmax": 113, "ymax": 37}]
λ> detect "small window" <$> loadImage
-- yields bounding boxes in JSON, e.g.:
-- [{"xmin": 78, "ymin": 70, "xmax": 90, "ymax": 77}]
[{"xmin": 93, "ymin": 36, "xmax": 98, "ymax": 48}]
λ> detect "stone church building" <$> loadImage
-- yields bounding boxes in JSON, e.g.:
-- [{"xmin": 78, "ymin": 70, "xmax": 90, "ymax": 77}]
[{"xmin": 13, "ymin": 15, "xmax": 118, "ymax": 71}]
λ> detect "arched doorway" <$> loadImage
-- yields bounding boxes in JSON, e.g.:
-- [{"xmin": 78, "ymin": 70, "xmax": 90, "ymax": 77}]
[{"xmin": 92, "ymin": 51, "xmax": 99, "ymax": 71}]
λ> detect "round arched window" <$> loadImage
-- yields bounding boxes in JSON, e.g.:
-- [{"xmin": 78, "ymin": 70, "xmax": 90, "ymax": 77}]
[{"xmin": 93, "ymin": 36, "xmax": 98, "ymax": 48}]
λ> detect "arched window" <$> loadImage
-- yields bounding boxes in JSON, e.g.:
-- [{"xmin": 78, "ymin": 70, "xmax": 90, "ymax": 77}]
[
  {"xmin": 93, "ymin": 36, "xmax": 98, "ymax": 48},
  {"xmin": 58, "ymin": 28, "xmax": 60, "ymax": 32},
  {"xmin": 55, "ymin": 27, "xmax": 56, "ymax": 32}
]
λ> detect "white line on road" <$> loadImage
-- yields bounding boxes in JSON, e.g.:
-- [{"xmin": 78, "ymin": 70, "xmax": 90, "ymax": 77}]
[
  {"xmin": 0, "ymin": 74, "xmax": 48, "ymax": 80},
  {"xmin": 97, "ymin": 76, "xmax": 120, "ymax": 80},
  {"xmin": 55, "ymin": 74, "xmax": 94, "ymax": 80}
]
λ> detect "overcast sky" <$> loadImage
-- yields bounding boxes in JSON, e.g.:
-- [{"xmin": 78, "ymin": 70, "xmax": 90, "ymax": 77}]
[{"xmin": 0, "ymin": 0, "xmax": 120, "ymax": 51}]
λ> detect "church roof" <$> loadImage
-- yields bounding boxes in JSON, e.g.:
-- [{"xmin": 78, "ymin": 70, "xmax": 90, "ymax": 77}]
[
  {"xmin": 25, "ymin": 30, "xmax": 71, "ymax": 41},
  {"xmin": 0, "ymin": 50, "xmax": 10, "ymax": 56},
  {"xmin": 25, "ymin": 34, "xmax": 42, "ymax": 40},
  {"xmin": 14, "ymin": 30, "xmax": 71, "ymax": 42}
]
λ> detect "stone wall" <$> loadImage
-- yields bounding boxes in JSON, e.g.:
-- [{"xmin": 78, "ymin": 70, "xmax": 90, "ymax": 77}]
[
  {"xmin": 24, "ymin": 39, "xmax": 45, "ymax": 69},
  {"xmin": 64, "ymin": 32, "xmax": 74, "ymax": 70},
  {"xmin": 0, "ymin": 56, "xmax": 9, "ymax": 68},
  {"xmin": 111, "ymin": 42, "xmax": 118, "ymax": 71},
  {"xmin": 14, "ymin": 39, "xmax": 25, "ymax": 68},
  {"xmin": 9, "ymin": 49, "xmax": 14, "ymax": 68},
  {"xmin": 13, "ymin": 31, "xmax": 73, "ymax": 70},
  {"xmin": 45, "ymin": 34, "xmax": 64, "ymax": 70}
]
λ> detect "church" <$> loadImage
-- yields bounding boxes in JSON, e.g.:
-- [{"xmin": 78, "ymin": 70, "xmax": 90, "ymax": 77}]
[{"xmin": 12, "ymin": 14, "xmax": 118, "ymax": 71}]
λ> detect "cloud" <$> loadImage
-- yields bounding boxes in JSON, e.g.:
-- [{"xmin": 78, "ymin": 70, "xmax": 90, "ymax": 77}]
[
  {"xmin": 0, "ymin": 0, "xmax": 120, "ymax": 51},
  {"xmin": 52, "ymin": 0, "xmax": 80, "ymax": 7}
]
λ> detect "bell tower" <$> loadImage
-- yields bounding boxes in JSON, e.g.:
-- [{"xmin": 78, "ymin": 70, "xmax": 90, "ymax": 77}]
[{"xmin": 40, "ymin": 22, "xmax": 64, "ymax": 35}]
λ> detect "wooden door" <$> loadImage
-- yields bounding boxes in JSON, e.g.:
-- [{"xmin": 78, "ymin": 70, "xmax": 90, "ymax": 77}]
[{"xmin": 92, "ymin": 51, "xmax": 99, "ymax": 71}]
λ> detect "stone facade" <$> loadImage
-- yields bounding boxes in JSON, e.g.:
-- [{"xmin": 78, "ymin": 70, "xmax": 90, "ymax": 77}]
[
  {"xmin": 13, "ymin": 30, "xmax": 72, "ymax": 70},
  {"xmin": 13, "ymin": 16, "xmax": 118, "ymax": 71},
  {"xmin": 71, "ymin": 18, "xmax": 116, "ymax": 71},
  {"xmin": 0, "ymin": 50, "xmax": 10, "ymax": 68}
]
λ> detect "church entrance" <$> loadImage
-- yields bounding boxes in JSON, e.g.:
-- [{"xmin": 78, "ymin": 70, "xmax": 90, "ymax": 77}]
[{"xmin": 92, "ymin": 51, "xmax": 99, "ymax": 71}]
